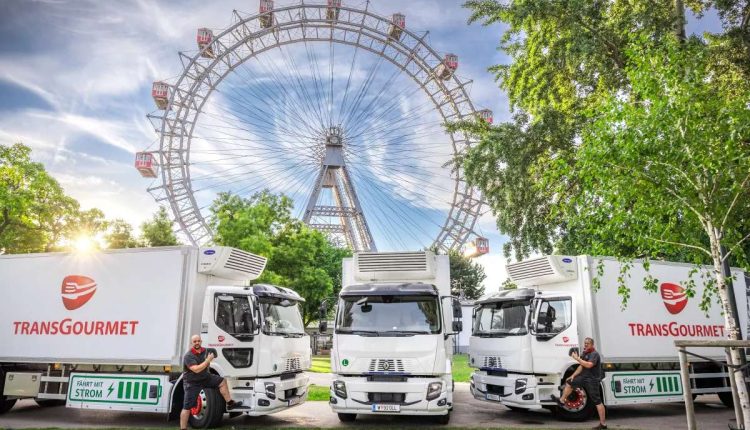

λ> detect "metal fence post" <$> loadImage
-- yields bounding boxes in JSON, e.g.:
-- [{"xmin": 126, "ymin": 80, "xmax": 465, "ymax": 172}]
[{"xmin": 679, "ymin": 345, "xmax": 697, "ymax": 430}]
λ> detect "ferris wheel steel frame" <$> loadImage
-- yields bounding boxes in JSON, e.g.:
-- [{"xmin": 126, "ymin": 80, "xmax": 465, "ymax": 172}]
[{"xmin": 147, "ymin": 2, "xmax": 485, "ymax": 252}]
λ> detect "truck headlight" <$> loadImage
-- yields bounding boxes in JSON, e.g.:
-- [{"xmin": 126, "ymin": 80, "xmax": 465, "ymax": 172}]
[
  {"xmin": 264, "ymin": 382, "xmax": 276, "ymax": 400},
  {"xmin": 333, "ymin": 380, "xmax": 347, "ymax": 399},
  {"xmin": 515, "ymin": 378, "xmax": 527, "ymax": 394},
  {"xmin": 222, "ymin": 348, "xmax": 252, "ymax": 368},
  {"xmin": 426, "ymin": 382, "xmax": 443, "ymax": 401}
]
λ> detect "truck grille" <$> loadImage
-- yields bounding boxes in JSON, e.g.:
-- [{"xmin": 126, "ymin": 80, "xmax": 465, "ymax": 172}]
[
  {"xmin": 368, "ymin": 392, "xmax": 405, "ymax": 403},
  {"xmin": 482, "ymin": 356, "xmax": 503, "ymax": 369},
  {"xmin": 369, "ymin": 359, "xmax": 404, "ymax": 372},
  {"xmin": 284, "ymin": 357, "xmax": 301, "ymax": 372}
]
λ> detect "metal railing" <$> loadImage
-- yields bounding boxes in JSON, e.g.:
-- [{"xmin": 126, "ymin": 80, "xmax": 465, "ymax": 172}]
[{"xmin": 676, "ymin": 339, "xmax": 750, "ymax": 430}]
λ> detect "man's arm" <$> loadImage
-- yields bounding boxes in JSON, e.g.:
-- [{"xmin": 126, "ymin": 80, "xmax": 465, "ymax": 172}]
[
  {"xmin": 188, "ymin": 353, "xmax": 214, "ymax": 373},
  {"xmin": 571, "ymin": 352, "xmax": 597, "ymax": 369},
  {"xmin": 567, "ymin": 364, "xmax": 583, "ymax": 381}
]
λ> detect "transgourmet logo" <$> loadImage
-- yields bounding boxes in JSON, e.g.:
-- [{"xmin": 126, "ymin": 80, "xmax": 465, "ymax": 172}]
[
  {"xmin": 660, "ymin": 282, "xmax": 688, "ymax": 315},
  {"xmin": 61, "ymin": 275, "xmax": 98, "ymax": 310}
]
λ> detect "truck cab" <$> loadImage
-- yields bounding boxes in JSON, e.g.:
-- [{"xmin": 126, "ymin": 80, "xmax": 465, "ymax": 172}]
[
  {"xmin": 469, "ymin": 288, "xmax": 578, "ymax": 416},
  {"xmin": 324, "ymin": 251, "xmax": 462, "ymax": 424},
  {"xmin": 193, "ymin": 283, "xmax": 310, "ymax": 424}
]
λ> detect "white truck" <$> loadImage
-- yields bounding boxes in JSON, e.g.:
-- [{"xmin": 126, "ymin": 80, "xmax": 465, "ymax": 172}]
[
  {"xmin": 469, "ymin": 255, "xmax": 749, "ymax": 420},
  {"xmin": 322, "ymin": 251, "xmax": 463, "ymax": 424},
  {"xmin": 0, "ymin": 246, "xmax": 311, "ymax": 428}
]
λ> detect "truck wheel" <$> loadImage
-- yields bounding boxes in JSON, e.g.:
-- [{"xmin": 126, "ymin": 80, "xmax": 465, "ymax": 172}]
[
  {"xmin": 188, "ymin": 388, "xmax": 225, "ymax": 429},
  {"xmin": 555, "ymin": 385, "xmax": 595, "ymax": 421},
  {"xmin": 337, "ymin": 413, "xmax": 357, "ymax": 422},
  {"xmin": 433, "ymin": 411, "xmax": 451, "ymax": 424},
  {"xmin": 34, "ymin": 399, "xmax": 66, "ymax": 407},
  {"xmin": 0, "ymin": 369, "xmax": 17, "ymax": 414},
  {"xmin": 719, "ymin": 391, "xmax": 734, "ymax": 408}
]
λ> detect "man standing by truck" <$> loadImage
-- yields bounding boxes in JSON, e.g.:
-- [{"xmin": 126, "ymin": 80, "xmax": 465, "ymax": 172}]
[
  {"xmin": 557, "ymin": 337, "xmax": 606, "ymax": 429},
  {"xmin": 180, "ymin": 334, "xmax": 243, "ymax": 430}
]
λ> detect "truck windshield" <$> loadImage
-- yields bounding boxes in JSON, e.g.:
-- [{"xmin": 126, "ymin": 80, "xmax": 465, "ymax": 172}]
[
  {"xmin": 473, "ymin": 300, "xmax": 529, "ymax": 337},
  {"xmin": 260, "ymin": 298, "xmax": 305, "ymax": 337},
  {"xmin": 337, "ymin": 295, "xmax": 441, "ymax": 335}
]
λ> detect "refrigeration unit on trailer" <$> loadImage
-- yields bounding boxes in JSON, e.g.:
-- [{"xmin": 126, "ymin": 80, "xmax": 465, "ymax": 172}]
[
  {"xmin": 469, "ymin": 255, "xmax": 749, "ymax": 421},
  {"xmin": 321, "ymin": 251, "xmax": 463, "ymax": 424},
  {"xmin": 0, "ymin": 246, "xmax": 311, "ymax": 428}
]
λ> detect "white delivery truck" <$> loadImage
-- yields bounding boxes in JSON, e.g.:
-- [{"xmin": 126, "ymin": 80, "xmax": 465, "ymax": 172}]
[
  {"xmin": 0, "ymin": 246, "xmax": 311, "ymax": 428},
  {"xmin": 322, "ymin": 251, "xmax": 463, "ymax": 424},
  {"xmin": 469, "ymin": 255, "xmax": 749, "ymax": 420}
]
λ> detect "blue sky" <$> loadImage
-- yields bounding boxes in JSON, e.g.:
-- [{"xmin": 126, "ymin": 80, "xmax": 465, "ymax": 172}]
[{"xmin": 0, "ymin": 0, "xmax": 722, "ymax": 291}]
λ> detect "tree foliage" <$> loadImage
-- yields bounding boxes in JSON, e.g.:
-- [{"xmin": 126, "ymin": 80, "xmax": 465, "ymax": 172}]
[
  {"xmin": 0, "ymin": 143, "xmax": 106, "ymax": 253},
  {"xmin": 210, "ymin": 191, "xmax": 351, "ymax": 326},
  {"xmin": 140, "ymin": 206, "xmax": 179, "ymax": 247},
  {"xmin": 446, "ymin": 250, "xmax": 487, "ymax": 300},
  {"xmin": 104, "ymin": 219, "xmax": 140, "ymax": 249}
]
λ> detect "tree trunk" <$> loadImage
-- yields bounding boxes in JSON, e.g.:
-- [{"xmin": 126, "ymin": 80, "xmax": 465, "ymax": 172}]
[
  {"xmin": 708, "ymin": 222, "xmax": 750, "ymax": 428},
  {"xmin": 674, "ymin": 0, "xmax": 687, "ymax": 41}
]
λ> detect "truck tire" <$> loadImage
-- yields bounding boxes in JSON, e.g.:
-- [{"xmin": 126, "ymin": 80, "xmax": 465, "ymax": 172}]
[
  {"xmin": 555, "ymin": 385, "xmax": 595, "ymax": 422},
  {"xmin": 719, "ymin": 391, "xmax": 734, "ymax": 408},
  {"xmin": 337, "ymin": 412, "xmax": 357, "ymax": 422},
  {"xmin": 433, "ymin": 411, "xmax": 451, "ymax": 424},
  {"xmin": 0, "ymin": 369, "xmax": 17, "ymax": 414},
  {"xmin": 188, "ymin": 388, "xmax": 225, "ymax": 429}
]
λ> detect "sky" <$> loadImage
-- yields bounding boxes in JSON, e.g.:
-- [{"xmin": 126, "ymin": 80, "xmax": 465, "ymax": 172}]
[{"xmin": 0, "ymin": 0, "xmax": 722, "ymax": 295}]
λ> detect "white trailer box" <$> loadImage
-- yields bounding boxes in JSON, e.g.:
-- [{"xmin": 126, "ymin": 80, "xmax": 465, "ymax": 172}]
[
  {"xmin": 469, "ymin": 255, "xmax": 749, "ymax": 421},
  {"xmin": 0, "ymin": 246, "xmax": 311, "ymax": 428}
]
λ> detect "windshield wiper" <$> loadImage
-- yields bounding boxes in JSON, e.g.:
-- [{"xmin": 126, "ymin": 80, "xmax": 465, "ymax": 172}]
[
  {"xmin": 381, "ymin": 330, "xmax": 431, "ymax": 336},
  {"xmin": 340, "ymin": 329, "xmax": 380, "ymax": 336}
]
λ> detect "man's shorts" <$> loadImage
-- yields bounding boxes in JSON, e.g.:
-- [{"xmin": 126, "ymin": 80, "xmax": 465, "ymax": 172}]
[
  {"xmin": 183, "ymin": 374, "xmax": 224, "ymax": 410},
  {"xmin": 568, "ymin": 375, "xmax": 602, "ymax": 405}
]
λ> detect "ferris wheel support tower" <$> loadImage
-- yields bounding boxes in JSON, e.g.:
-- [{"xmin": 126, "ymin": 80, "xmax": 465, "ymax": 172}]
[{"xmin": 302, "ymin": 127, "xmax": 376, "ymax": 252}]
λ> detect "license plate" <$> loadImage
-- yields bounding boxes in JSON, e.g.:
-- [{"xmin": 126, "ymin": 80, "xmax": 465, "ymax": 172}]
[
  {"xmin": 288, "ymin": 396, "xmax": 300, "ymax": 406},
  {"xmin": 486, "ymin": 393, "xmax": 501, "ymax": 401},
  {"xmin": 371, "ymin": 403, "xmax": 400, "ymax": 412}
]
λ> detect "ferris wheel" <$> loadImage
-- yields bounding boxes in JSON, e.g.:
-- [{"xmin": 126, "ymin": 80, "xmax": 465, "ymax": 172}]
[{"xmin": 136, "ymin": 0, "xmax": 492, "ymax": 253}]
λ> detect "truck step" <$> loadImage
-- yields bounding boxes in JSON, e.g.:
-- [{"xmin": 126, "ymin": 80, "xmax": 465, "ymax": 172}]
[
  {"xmin": 41, "ymin": 376, "xmax": 70, "ymax": 383},
  {"xmin": 37, "ymin": 393, "xmax": 67, "ymax": 400}
]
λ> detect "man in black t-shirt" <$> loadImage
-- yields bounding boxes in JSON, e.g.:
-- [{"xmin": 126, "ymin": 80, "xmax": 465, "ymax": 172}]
[
  {"xmin": 179, "ymin": 335, "xmax": 244, "ymax": 430},
  {"xmin": 558, "ymin": 337, "xmax": 606, "ymax": 429}
]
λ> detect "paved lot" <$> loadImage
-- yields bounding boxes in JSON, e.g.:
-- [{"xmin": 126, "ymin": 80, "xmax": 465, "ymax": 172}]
[{"xmin": 0, "ymin": 376, "xmax": 736, "ymax": 429}]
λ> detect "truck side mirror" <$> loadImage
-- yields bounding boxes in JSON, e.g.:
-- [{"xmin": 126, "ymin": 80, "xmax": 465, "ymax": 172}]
[
  {"xmin": 452, "ymin": 297, "xmax": 462, "ymax": 319},
  {"xmin": 452, "ymin": 321, "xmax": 463, "ymax": 332},
  {"xmin": 319, "ymin": 320, "xmax": 328, "ymax": 333}
]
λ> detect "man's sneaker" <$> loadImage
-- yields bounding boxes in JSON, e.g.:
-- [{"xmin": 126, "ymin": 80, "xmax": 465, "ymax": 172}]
[
  {"xmin": 226, "ymin": 400, "xmax": 246, "ymax": 410},
  {"xmin": 592, "ymin": 424, "xmax": 607, "ymax": 430},
  {"xmin": 549, "ymin": 394, "xmax": 565, "ymax": 405}
]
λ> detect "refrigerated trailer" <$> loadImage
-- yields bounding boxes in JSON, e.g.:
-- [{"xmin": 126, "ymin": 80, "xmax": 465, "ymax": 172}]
[
  {"xmin": 0, "ymin": 246, "xmax": 311, "ymax": 428},
  {"xmin": 323, "ymin": 251, "xmax": 463, "ymax": 424},
  {"xmin": 469, "ymin": 255, "xmax": 749, "ymax": 420}
]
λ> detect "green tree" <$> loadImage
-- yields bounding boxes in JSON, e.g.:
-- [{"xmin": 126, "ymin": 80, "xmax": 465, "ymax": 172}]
[
  {"xmin": 140, "ymin": 207, "xmax": 179, "ymax": 246},
  {"xmin": 0, "ymin": 143, "xmax": 106, "ymax": 253},
  {"xmin": 104, "ymin": 219, "xmax": 140, "ymax": 249},
  {"xmin": 210, "ymin": 191, "xmax": 351, "ymax": 325},
  {"xmin": 447, "ymin": 250, "xmax": 486, "ymax": 300}
]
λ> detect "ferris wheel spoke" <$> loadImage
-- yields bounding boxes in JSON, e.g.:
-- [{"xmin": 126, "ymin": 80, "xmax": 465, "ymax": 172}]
[
  {"xmin": 348, "ymin": 159, "xmax": 455, "ymax": 203},
  {"xmin": 194, "ymin": 158, "xmax": 316, "ymax": 193},
  {"xmin": 338, "ymin": 51, "xmax": 387, "ymax": 129},
  {"xmin": 344, "ymin": 65, "xmax": 412, "ymax": 133}
]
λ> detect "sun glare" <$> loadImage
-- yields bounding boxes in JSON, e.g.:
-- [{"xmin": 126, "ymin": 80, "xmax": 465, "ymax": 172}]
[{"xmin": 73, "ymin": 236, "xmax": 95, "ymax": 253}]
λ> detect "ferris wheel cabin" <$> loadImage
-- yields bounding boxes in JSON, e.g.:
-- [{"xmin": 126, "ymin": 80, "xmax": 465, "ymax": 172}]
[
  {"xmin": 197, "ymin": 28, "xmax": 215, "ymax": 58},
  {"xmin": 326, "ymin": 0, "xmax": 341, "ymax": 21},
  {"xmin": 151, "ymin": 81, "xmax": 170, "ymax": 110},
  {"xmin": 479, "ymin": 109, "xmax": 493, "ymax": 124},
  {"xmin": 436, "ymin": 53, "xmax": 458, "ymax": 80},
  {"xmin": 464, "ymin": 237, "xmax": 490, "ymax": 258},
  {"xmin": 259, "ymin": 0, "xmax": 274, "ymax": 28},
  {"xmin": 388, "ymin": 13, "xmax": 406, "ymax": 41},
  {"xmin": 134, "ymin": 152, "xmax": 158, "ymax": 178}
]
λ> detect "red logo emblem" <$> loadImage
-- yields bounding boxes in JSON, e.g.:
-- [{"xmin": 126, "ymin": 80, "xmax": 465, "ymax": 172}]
[
  {"xmin": 661, "ymin": 282, "xmax": 688, "ymax": 315},
  {"xmin": 562, "ymin": 336, "xmax": 569, "ymax": 343},
  {"xmin": 218, "ymin": 335, "xmax": 225, "ymax": 342},
  {"xmin": 61, "ymin": 275, "xmax": 97, "ymax": 310}
]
